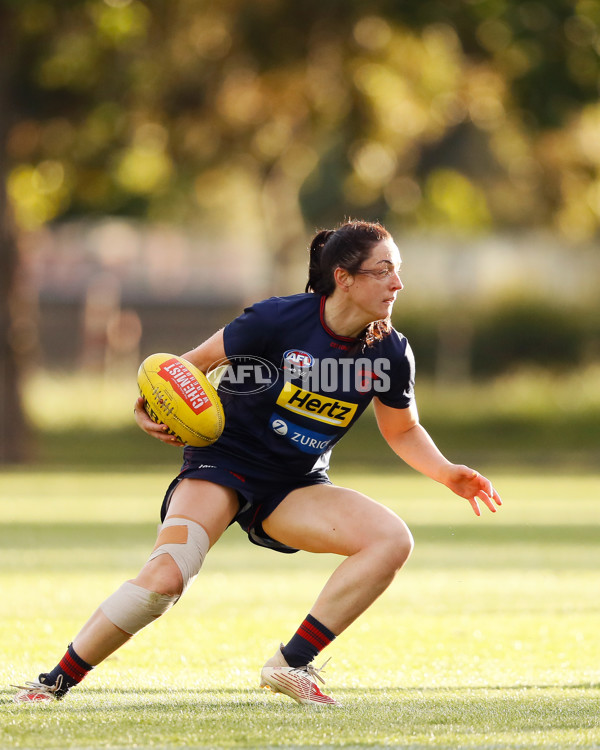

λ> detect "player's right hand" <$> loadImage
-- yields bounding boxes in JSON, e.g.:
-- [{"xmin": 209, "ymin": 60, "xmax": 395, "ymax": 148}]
[{"xmin": 133, "ymin": 396, "xmax": 185, "ymax": 446}]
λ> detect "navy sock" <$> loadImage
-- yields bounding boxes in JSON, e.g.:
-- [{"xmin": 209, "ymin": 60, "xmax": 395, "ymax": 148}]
[
  {"xmin": 281, "ymin": 614, "xmax": 336, "ymax": 668},
  {"xmin": 40, "ymin": 643, "xmax": 93, "ymax": 696}
]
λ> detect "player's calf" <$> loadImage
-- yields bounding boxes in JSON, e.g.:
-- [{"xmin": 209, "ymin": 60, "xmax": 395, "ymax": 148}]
[{"xmin": 13, "ymin": 517, "xmax": 210, "ymax": 703}]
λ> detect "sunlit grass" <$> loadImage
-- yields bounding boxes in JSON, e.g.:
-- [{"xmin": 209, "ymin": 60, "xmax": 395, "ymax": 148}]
[{"xmin": 0, "ymin": 469, "xmax": 599, "ymax": 748}]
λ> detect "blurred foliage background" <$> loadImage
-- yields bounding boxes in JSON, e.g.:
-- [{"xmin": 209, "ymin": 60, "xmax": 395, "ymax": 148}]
[{"xmin": 0, "ymin": 0, "xmax": 599, "ymax": 467}]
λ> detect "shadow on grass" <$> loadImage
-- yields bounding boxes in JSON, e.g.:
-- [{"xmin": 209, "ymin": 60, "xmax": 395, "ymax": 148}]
[
  {"xmin": 2, "ymin": 682, "xmax": 599, "ymax": 710},
  {"xmin": 3, "ymin": 521, "xmax": 599, "ymax": 550}
]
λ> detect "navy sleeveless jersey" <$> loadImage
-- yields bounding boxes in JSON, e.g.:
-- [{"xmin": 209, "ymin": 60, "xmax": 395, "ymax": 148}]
[{"xmin": 186, "ymin": 293, "xmax": 415, "ymax": 480}]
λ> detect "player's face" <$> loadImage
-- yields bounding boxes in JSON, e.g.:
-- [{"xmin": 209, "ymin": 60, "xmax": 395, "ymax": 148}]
[{"xmin": 350, "ymin": 238, "xmax": 403, "ymax": 321}]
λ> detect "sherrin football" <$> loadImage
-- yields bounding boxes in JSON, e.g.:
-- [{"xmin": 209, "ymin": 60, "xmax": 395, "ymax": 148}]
[{"xmin": 137, "ymin": 353, "xmax": 225, "ymax": 447}]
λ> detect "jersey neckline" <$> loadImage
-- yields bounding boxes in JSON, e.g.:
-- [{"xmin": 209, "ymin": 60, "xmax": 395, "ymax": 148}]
[{"xmin": 319, "ymin": 295, "xmax": 360, "ymax": 343}]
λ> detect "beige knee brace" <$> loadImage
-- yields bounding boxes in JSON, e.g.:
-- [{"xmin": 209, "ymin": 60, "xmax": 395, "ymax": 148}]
[
  {"xmin": 148, "ymin": 516, "xmax": 210, "ymax": 595},
  {"xmin": 100, "ymin": 581, "xmax": 178, "ymax": 635},
  {"xmin": 100, "ymin": 517, "xmax": 210, "ymax": 635}
]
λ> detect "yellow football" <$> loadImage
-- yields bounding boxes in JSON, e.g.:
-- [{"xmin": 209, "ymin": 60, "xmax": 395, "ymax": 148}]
[{"xmin": 137, "ymin": 353, "xmax": 225, "ymax": 447}]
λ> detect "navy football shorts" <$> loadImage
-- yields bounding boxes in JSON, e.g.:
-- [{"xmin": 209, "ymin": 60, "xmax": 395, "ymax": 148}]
[{"xmin": 161, "ymin": 447, "xmax": 331, "ymax": 554}]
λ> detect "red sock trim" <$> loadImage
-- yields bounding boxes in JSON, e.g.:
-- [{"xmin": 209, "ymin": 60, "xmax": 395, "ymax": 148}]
[
  {"xmin": 298, "ymin": 619, "xmax": 333, "ymax": 650},
  {"xmin": 59, "ymin": 652, "xmax": 89, "ymax": 682}
]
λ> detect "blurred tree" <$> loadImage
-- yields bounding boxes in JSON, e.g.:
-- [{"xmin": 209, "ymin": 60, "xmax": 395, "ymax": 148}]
[
  {"xmin": 0, "ymin": 2, "xmax": 31, "ymax": 462},
  {"xmin": 1, "ymin": 0, "xmax": 599, "ymax": 461}
]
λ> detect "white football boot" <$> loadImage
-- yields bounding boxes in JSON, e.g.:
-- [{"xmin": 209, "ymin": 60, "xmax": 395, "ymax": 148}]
[
  {"xmin": 260, "ymin": 644, "xmax": 338, "ymax": 705},
  {"xmin": 12, "ymin": 674, "xmax": 64, "ymax": 703}
]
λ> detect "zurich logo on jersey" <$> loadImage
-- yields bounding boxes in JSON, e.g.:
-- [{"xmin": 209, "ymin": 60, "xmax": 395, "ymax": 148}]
[
  {"xmin": 282, "ymin": 349, "xmax": 314, "ymax": 379},
  {"xmin": 270, "ymin": 414, "xmax": 333, "ymax": 454}
]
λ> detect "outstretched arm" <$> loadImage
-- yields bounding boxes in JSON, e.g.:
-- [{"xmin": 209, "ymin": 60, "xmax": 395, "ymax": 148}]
[{"xmin": 373, "ymin": 397, "xmax": 502, "ymax": 516}]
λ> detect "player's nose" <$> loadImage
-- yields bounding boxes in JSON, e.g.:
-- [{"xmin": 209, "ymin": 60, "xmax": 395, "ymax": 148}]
[{"xmin": 390, "ymin": 272, "xmax": 403, "ymax": 291}]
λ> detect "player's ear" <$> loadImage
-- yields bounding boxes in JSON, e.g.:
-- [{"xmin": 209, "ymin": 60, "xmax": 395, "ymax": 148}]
[{"xmin": 334, "ymin": 266, "xmax": 353, "ymax": 290}]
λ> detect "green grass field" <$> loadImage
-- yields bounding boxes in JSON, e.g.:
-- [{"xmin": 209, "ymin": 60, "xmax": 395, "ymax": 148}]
[{"xmin": 1, "ymin": 469, "xmax": 599, "ymax": 749}]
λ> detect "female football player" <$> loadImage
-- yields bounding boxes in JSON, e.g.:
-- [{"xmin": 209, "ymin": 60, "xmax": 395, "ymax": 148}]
[{"xmin": 14, "ymin": 219, "xmax": 501, "ymax": 705}]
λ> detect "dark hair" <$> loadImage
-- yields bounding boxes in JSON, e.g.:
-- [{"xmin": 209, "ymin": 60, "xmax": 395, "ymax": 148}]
[{"xmin": 305, "ymin": 220, "xmax": 393, "ymax": 346}]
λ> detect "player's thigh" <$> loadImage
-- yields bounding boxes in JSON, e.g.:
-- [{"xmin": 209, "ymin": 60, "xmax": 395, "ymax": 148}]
[
  {"xmin": 134, "ymin": 479, "xmax": 239, "ymax": 593},
  {"xmin": 262, "ymin": 483, "xmax": 412, "ymax": 557},
  {"xmin": 164, "ymin": 478, "xmax": 240, "ymax": 547}
]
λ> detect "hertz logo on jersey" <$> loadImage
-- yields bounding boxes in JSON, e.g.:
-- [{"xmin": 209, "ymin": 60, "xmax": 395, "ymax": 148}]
[{"xmin": 276, "ymin": 382, "xmax": 357, "ymax": 427}]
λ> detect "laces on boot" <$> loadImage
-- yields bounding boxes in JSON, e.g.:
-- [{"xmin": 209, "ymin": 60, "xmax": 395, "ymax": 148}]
[{"xmin": 291, "ymin": 657, "xmax": 331, "ymax": 685}]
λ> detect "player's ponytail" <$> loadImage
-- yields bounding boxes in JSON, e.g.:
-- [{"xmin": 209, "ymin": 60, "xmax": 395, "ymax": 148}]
[{"xmin": 305, "ymin": 230, "xmax": 336, "ymax": 294}]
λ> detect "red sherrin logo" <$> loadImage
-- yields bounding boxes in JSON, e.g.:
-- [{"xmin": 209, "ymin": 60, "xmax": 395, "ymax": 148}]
[{"xmin": 158, "ymin": 358, "xmax": 211, "ymax": 415}]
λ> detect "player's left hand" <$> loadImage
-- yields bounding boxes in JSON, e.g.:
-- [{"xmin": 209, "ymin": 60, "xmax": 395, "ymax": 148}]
[{"xmin": 444, "ymin": 464, "xmax": 502, "ymax": 516}]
